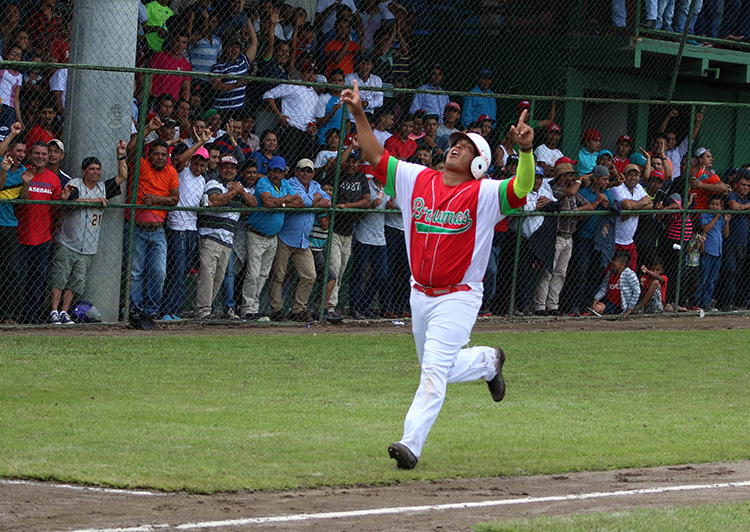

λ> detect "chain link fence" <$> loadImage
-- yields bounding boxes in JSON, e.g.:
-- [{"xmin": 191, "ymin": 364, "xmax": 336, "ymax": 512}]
[{"xmin": 1, "ymin": 0, "xmax": 749, "ymax": 326}]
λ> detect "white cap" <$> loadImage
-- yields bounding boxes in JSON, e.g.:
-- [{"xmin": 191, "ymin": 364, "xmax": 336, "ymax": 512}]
[{"xmin": 448, "ymin": 131, "xmax": 492, "ymax": 179}]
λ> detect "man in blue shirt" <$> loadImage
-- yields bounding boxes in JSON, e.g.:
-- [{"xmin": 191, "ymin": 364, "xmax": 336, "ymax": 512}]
[
  {"xmin": 716, "ymin": 171, "xmax": 750, "ymax": 310},
  {"xmin": 239, "ymin": 156, "xmax": 303, "ymax": 320},
  {"xmin": 0, "ymin": 123, "xmax": 26, "ymax": 322},
  {"xmin": 569, "ymin": 163, "xmax": 613, "ymax": 316},
  {"xmin": 267, "ymin": 158, "xmax": 331, "ymax": 322},
  {"xmin": 461, "ymin": 68, "xmax": 496, "ymax": 126},
  {"xmin": 578, "ymin": 129, "xmax": 600, "ymax": 176}
]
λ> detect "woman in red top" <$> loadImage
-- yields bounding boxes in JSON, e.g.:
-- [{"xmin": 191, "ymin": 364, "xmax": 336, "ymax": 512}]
[{"xmin": 690, "ymin": 147, "xmax": 728, "ymax": 210}]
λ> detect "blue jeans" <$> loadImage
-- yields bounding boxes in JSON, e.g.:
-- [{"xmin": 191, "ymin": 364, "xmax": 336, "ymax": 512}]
[
  {"xmin": 612, "ymin": 0, "xmax": 657, "ymax": 25},
  {"xmin": 349, "ymin": 241, "xmax": 388, "ymax": 314},
  {"xmin": 657, "ymin": 0, "xmax": 676, "ymax": 29},
  {"xmin": 716, "ymin": 243, "xmax": 745, "ymax": 308},
  {"xmin": 162, "ymin": 229, "xmax": 198, "ymax": 317},
  {"xmin": 128, "ymin": 226, "xmax": 168, "ymax": 317},
  {"xmin": 673, "ymin": 0, "xmax": 703, "ymax": 32},
  {"xmin": 482, "ymin": 231, "xmax": 507, "ymax": 308},
  {"xmin": 18, "ymin": 240, "xmax": 51, "ymax": 323},
  {"xmin": 696, "ymin": 252, "xmax": 722, "ymax": 308},
  {"xmin": 695, "ymin": 0, "xmax": 721, "ymax": 35},
  {"xmin": 383, "ymin": 225, "xmax": 410, "ymax": 314},
  {"xmin": 0, "ymin": 225, "xmax": 21, "ymax": 320},
  {"xmin": 220, "ymin": 250, "xmax": 236, "ymax": 311},
  {"xmin": 612, "ymin": 0, "xmax": 628, "ymax": 26},
  {"xmin": 569, "ymin": 236, "xmax": 598, "ymax": 313},
  {"xmin": 718, "ymin": 0, "xmax": 750, "ymax": 36}
]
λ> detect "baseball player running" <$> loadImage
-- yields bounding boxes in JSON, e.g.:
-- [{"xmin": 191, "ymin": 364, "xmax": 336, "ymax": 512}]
[{"xmin": 341, "ymin": 81, "xmax": 535, "ymax": 469}]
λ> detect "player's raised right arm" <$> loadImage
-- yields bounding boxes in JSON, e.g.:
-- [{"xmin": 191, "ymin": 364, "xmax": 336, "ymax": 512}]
[{"xmin": 341, "ymin": 80, "xmax": 384, "ymax": 169}]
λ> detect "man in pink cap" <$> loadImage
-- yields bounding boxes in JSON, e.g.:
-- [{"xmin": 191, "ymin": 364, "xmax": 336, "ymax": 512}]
[
  {"xmin": 578, "ymin": 128, "xmax": 601, "ymax": 176},
  {"xmin": 161, "ymin": 129, "xmax": 214, "ymax": 320},
  {"xmin": 613, "ymin": 134, "xmax": 632, "ymax": 174},
  {"xmin": 437, "ymin": 101, "xmax": 462, "ymax": 142},
  {"xmin": 534, "ymin": 123, "xmax": 564, "ymax": 179}
]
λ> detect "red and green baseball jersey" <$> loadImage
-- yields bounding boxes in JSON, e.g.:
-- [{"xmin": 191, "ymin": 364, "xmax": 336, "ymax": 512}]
[{"xmin": 374, "ymin": 151, "xmax": 525, "ymax": 288}]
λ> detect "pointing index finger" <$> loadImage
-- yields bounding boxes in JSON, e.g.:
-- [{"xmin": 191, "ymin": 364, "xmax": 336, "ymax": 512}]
[{"xmin": 517, "ymin": 109, "xmax": 528, "ymax": 128}]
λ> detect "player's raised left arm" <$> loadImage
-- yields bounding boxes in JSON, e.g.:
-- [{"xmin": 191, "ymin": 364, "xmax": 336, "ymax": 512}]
[
  {"xmin": 509, "ymin": 110, "xmax": 535, "ymax": 198},
  {"xmin": 341, "ymin": 80, "xmax": 384, "ymax": 170}
]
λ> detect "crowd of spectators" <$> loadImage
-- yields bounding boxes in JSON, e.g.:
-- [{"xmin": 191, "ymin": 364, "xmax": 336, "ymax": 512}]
[{"xmin": 1, "ymin": 0, "xmax": 749, "ymax": 325}]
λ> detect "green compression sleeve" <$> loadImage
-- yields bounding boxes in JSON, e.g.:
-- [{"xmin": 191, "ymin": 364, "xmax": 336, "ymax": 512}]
[{"xmin": 513, "ymin": 150, "xmax": 535, "ymax": 198}]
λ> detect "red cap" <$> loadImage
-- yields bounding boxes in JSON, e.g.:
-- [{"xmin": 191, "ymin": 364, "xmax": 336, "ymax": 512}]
[
  {"xmin": 584, "ymin": 128, "xmax": 601, "ymax": 142},
  {"xmin": 555, "ymin": 156, "xmax": 578, "ymax": 166},
  {"xmin": 649, "ymin": 169, "xmax": 665, "ymax": 180},
  {"xmin": 547, "ymin": 123, "xmax": 561, "ymax": 133},
  {"xmin": 617, "ymin": 134, "xmax": 632, "ymax": 144},
  {"xmin": 478, "ymin": 114, "xmax": 495, "ymax": 123},
  {"xmin": 445, "ymin": 101, "xmax": 461, "ymax": 111},
  {"xmin": 517, "ymin": 100, "xmax": 531, "ymax": 110},
  {"xmin": 300, "ymin": 62, "xmax": 317, "ymax": 72}
]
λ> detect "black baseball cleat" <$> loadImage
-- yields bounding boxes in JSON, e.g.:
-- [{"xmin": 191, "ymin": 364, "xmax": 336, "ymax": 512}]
[
  {"xmin": 487, "ymin": 347, "xmax": 506, "ymax": 402},
  {"xmin": 388, "ymin": 442, "xmax": 418, "ymax": 470}
]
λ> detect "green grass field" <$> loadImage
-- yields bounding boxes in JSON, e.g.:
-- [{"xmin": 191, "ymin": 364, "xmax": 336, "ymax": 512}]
[
  {"xmin": 476, "ymin": 501, "xmax": 750, "ymax": 531},
  {"xmin": 1, "ymin": 329, "xmax": 748, "ymax": 494}
]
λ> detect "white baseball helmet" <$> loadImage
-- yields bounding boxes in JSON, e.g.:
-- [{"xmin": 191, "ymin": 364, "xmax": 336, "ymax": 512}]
[{"xmin": 448, "ymin": 131, "xmax": 492, "ymax": 179}]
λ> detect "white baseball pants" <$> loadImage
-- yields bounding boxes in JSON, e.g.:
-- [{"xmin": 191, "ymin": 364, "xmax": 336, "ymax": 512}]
[{"xmin": 398, "ymin": 284, "xmax": 499, "ymax": 459}]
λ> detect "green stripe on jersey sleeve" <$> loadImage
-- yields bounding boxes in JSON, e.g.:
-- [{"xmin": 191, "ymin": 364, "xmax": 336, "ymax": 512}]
[
  {"xmin": 384, "ymin": 156, "xmax": 398, "ymax": 198},
  {"xmin": 498, "ymin": 179, "xmax": 519, "ymax": 216}
]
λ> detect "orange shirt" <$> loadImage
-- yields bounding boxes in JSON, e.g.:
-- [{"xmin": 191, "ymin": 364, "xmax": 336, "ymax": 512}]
[
  {"xmin": 128, "ymin": 158, "xmax": 179, "ymax": 222},
  {"xmin": 691, "ymin": 169, "xmax": 720, "ymax": 210},
  {"xmin": 324, "ymin": 39, "xmax": 359, "ymax": 76}
]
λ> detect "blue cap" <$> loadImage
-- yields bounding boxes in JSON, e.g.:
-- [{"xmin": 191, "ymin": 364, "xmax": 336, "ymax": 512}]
[
  {"xmin": 629, "ymin": 153, "xmax": 647, "ymax": 167},
  {"xmin": 479, "ymin": 68, "xmax": 492, "ymax": 78},
  {"xmin": 269, "ymin": 156, "xmax": 286, "ymax": 171},
  {"xmin": 598, "ymin": 149, "xmax": 613, "ymax": 159},
  {"xmin": 535, "ymin": 165, "xmax": 545, "ymax": 175}
]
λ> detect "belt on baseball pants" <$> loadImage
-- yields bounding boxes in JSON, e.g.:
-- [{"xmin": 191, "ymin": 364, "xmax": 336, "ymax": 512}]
[{"xmin": 413, "ymin": 283, "xmax": 471, "ymax": 297}]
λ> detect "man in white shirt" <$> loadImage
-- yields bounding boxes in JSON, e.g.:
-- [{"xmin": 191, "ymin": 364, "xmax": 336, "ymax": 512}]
[
  {"xmin": 436, "ymin": 101, "xmax": 461, "ymax": 142},
  {"xmin": 263, "ymin": 61, "xmax": 319, "ymax": 167},
  {"xmin": 660, "ymin": 109, "xmax": 704, "ymax": 180},
  {"xmin": 611, "ymin": 163, "xmax": 653, "ymax": 271},
  {"xmin": 372, "ymin": 107, "xmax": 393, "ymax": 146},
  {"xmin": 521, "ymin": 167, "xmax": 556, "ymax": 239},
  {"xmin": 317, "ymin": 0, "xmax": 364, "ymax": 37},
  {"xmin": 49, "ymin": 68, "xmax": 68, "ymax": 119},
  {"xmin": 344, "ymin": 53, "xmax": 383, "ymax": 121},
  {"xmin": 409, "ymin": 64, "xmax": 450, "ymax": 122},
  {"xmin": 534, "ymin": 123, "xmax": 564, "ymax": 179}
]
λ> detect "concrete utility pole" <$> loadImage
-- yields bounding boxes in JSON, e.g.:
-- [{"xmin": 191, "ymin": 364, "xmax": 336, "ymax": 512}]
[{"xmin": 62, "ymin": 0, "xmax": 139, "ymax": 322}]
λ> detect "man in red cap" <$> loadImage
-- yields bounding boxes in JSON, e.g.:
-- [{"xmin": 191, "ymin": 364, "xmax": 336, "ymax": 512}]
[
  {"xmin": 578, "ymin": 128, "xmax": 601, "ymax": 176},
  {"xmin": 342, "ymin": 79, "xmax": 535, "ymax": 470},
  {"xmin": 613, "ymin": 134, "xmax": 632, "ymax": 174},
  {"xmin": 515, "ymin": 95, "xmax": 557, "ymax": 130},
  {"xmin": 437, "ymin": 101, "xmax": 461, "ymax": 141},
  {"xmin": 535, "ymin": 123, "xmax": 565, "ymax": 178},
  {"xmin": 477, "ymin": 114, "xmax": 495, "ymax": 139}
]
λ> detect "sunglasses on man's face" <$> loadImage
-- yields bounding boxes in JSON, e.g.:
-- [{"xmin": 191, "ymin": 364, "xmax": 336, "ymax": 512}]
[{"xmin": 297, "ymin": 167, "xmax": 314, "ymax": 173}]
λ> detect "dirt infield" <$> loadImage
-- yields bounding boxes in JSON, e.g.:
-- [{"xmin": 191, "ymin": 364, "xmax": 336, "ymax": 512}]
[
  {"xmin": 4, "ymin": 314, "xmax": 750, "ymax": 531},
  {"xmin": 4, "ymin": 460, "xmax": 750, "ymax": 531}
]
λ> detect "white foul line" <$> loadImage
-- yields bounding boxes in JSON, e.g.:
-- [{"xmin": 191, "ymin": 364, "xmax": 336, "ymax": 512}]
[
  {"xmin": 0, "ymin": 479, "xmax": 163, "ymax": 497},
  {"xmin": 55, "ymin": 479, "xmax": 750, "ymax": 532}
]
